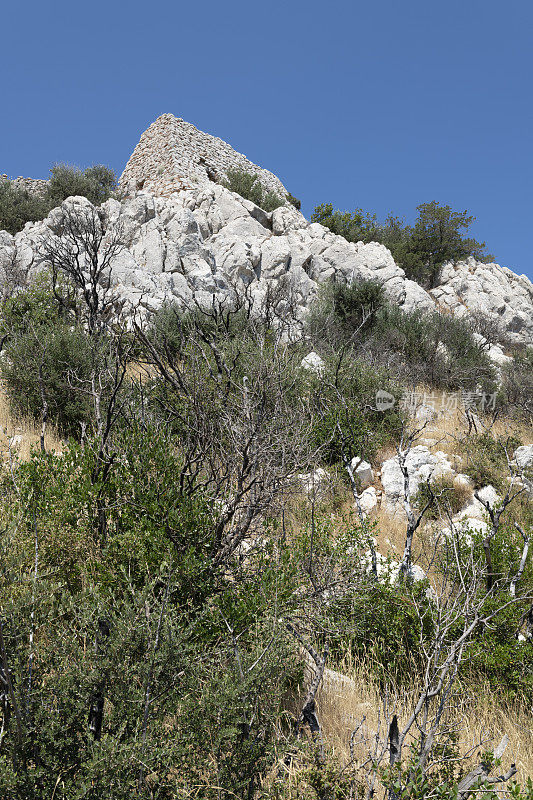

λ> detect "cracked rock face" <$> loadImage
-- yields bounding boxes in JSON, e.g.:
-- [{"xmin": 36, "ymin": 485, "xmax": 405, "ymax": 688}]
[
  {"xmin": 2, "ymin": 112, "xmax": 533, "ymax": 349},
  {"xmin": 1, "ymin": 183, "xmax": 532, "ymax": 348},
  {"xmin": 431, "ymin": 259, "xmax": 533, "ymax": 346},
  {"xmin": 0, "ymin": 185, "xmax": 438, "ymax": 321}
]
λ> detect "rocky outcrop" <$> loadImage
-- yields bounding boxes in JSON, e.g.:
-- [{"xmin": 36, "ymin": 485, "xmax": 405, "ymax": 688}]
[
  {"xmin": 380, "ymin": 446, "xmax": 454, "ymax": 507},
  {"xmin": 2, "ymin": 116, "xmax": 532, "ymax": 346},
  {"xmin": 431, "ymin": 259, "xmax": 533, "ymax": 346},
  {"xmin": 0, "ymin": 187, "xmax": 439, "ymax": 322},
  {"xmin": 1, "ymin": 175, "xmax": 49, "ymax": 196}
]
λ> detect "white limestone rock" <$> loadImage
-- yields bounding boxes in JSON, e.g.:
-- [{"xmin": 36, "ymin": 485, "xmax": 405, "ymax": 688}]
[
  {"xmin": 513, "ymin": 445, "xmax": 533, "ymax": 471},
  {"xmin": 359, "ymin": 486, "xmax": 378, "ymax": 514},
  {"xmin": 350, "ymin": 456, "xmax": 374, "ymax": 488},
  {"xmin": 301, "ymin": 351, "xmax": 325, "ymax": 375},
  {"xmin": 431, "ymin": 259, "xmax": 533, "ymax": 346},
  {"xmin": 299, "ymin": 468, "xmax": 329, "ymax": 495},
  {"xmin": 380, "ymin": 446, "xmax": 454, "ymax": 505},
  {"xmin": 2, "ymin": 117, "xmax": 531, "ymax": 348}
]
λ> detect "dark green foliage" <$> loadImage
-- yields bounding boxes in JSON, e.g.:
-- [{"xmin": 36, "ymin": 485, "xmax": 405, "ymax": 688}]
[
  {"xmin": 330, "ymin": 278, "xmax": 386, "ymax": 330},
  {"xmin": 286, "ymin": 192, "xmax": 301, "ymax": 210},
  {"xmin": 312, "ymin": 200, "xmax": 492, "ymax": 288},
  {"xmin": 308, "ymin": 279, "xmax": 496, "ymax": 392},
  {"xmin": 0, "ymin": 178, "xmax": 51, "ymax": 234},
  {"xmin": 415, "ymin": 474, "xmax": 473, "ymax": 519},
  {"xmin": 308, "ymin": 354, "xmax": 404, "ymax": 465},
  {"xmin": 384, "ymin": 202, "xmax": 492, "ymax": 288},
  {"xmin": 0, "ymin": 281, "xmax": 98, "ymax": 436},
  {"xmin": 0, "ymin": 164, "xmax": 117, "ymax": 235},
  {"xmin": 311, "ymin": 202, "xmax": 379, "ymax": 243},
  {"xmin": 0, "ymin": 430, "xmax": 297, "ymax": 798},
  {"xmin": 46, "ymin": 163, "xmax": 117, "ymax": 206},
  {"xmin": 467, "ymin": 598, "xmax": 533, "ymax": 702},
  {"xmin": 0, "ymin": 279, "xmax": 125, "ymax": 438},
  {"xmin": 325, "ymin": 582, "xmax": 431, "ymax": 685},
  {"xmin": 502, "ymin": 346, "xmax": 533, "ymax": 421},
  {"xmin": 222, "ymin": 168, "xmax": 285, "ymax": 212}
]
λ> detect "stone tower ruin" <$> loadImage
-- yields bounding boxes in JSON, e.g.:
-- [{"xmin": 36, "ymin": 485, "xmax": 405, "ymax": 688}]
[{"xmin": 119, "ymin": 114, "xmax": 289, "ymax": 199}]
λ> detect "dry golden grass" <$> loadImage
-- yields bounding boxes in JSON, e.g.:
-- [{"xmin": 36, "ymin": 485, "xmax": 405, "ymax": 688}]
[
  {"xmin": 311, "ymin": 656, "xmax": 533, "ymax": 785},
  {"xmin": 0, "ymin": 382, "xmax": 63, "ymax": 461},
  {"xmin": 409, "ymin": 388, "xmax": 532, "ymax": 459}
]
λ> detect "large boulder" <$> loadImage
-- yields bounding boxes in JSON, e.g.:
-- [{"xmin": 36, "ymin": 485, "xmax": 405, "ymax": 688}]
[
  {"xmin": 513, "ymin": 445, "xmax": 533, "ymax": 471},
  {"xmin": 350, "ymin": 456, "xmax": 374, "ymax": 489},
  {"xmin": 380, "ymin": 446, "xmax": 454, "ymax": 506}
]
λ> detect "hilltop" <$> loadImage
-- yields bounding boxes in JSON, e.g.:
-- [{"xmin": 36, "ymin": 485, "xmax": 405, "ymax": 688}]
[
  {"xmin": 0, "ymin": 116, "xmax": 531, "ymax": 800},
  {"xmin": 1, "ymin": 115, "xmax": 532, "ymax": 349}
]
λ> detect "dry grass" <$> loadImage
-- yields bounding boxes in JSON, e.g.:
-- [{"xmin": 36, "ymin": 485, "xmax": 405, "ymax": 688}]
[
  {"xmin": 0, "ymin": 383, "xmax": 63, "ymax": 462},
  {"xmin": 410, "ymin": 388, "xmax": 532, "ymax": 459},
  {"xmin": 311, "ymin": 656, "xmax": 533, "ymax": 785}
]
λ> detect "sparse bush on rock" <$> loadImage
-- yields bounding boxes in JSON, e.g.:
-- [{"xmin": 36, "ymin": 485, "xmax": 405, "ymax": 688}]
[{"xmin": 223, "ymin": 167, "xmax": 286, "ymax": 211}]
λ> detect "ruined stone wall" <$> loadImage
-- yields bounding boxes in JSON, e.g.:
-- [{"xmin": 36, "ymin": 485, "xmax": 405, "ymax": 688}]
[
  {"xmin": 1, "ymin": 175, "xmax": 49, "ymax": 196},
  {"xmin": 119, "ymin": 114, "xmax": 289, "ymax": 199}
]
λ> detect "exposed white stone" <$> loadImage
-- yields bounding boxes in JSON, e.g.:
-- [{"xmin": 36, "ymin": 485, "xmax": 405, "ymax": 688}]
[
  {"xmin": 359, "ymin": 486, "xmax": 378, "ymax": 514},
  {"xmin": 299, "ymin": 467, "xmax": 329, "ymax": 495},
  {"xmin": 476, "ymin": 485, "xmax": 501, "ymax": 509},
  {"xmin": 3, "ymin": 117, "xmax": 532, "ymax": 348},
  {"xmin": 362, "ymin": 552, "xmax": 426, "ymax": 585},
  {"xmin": 431, "ymin": 259, "xmax": 533, "ymax": 347},
  {"xmin": 380, "ymin": 446, "xmax": 454, "ymax": 505},
  {"xmin": 454, "ymin": 473, "xmax": 473, "ymax": 489},
  {"xmin": 351, "ymin": 456, "xmax": 374, "ymax": 488},
  {"xmin": 301, "ymin": 351, "xmax": 325, "ymax": 375},
  {"xmin": 513, "ymin": 445, "xmax": 533, "ymax": 471}
]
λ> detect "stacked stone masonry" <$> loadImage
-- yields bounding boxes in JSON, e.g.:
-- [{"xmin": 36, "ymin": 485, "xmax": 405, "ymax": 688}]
[
  {"xmin": 1, "ymin": 175, "xmax": 49, "ymax": 196},
  {"xmin": 119, "ymin": 114, "xmax": 289, "ymax": 199}
]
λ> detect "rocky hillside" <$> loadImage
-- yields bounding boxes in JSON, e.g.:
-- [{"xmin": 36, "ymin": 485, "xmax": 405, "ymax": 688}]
[{"xmin": 1, "ymin": 115, "xmax": 532, "ymax": 348}]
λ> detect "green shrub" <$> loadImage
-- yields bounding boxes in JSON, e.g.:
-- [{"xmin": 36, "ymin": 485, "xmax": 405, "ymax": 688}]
[
  {"xmin": 223, "ymin": 168, "xmax": 285, "ymax": 211},
  {"xmin": 46, "ymin": 163, "xmax": 117, "ymax": 206},
  {"xmin": 307, "ymin": 280, "xmax": 496, "ymax": 392},
  {"xmin": 0, "ymin": 281, "xmax": 100, "ymax": 436},
  {"xmin": 311, "ymin": 202, "xmax": 379, "ymax": 242},
  {"xmin": 312, "ymin": 200, "xmax": 493, "ymax": 288},
  {"xmin": 459, "ymin": 433, "xmax": 522, "ymax": 491},
  {"xmin": 330, "ymin": 278, "xmax": 386, "ymax": 330},
  {"xmin": 502, "ymin": 346, "xmax": 533, "ymax": 421},
  {"xmin": 309, "ymin": 356, "xmax": 404, "ymax": 465},
  {"xmin": 287, "ymin": 191, "xmax": 301, "ymax": 210},
  {"xmin": 0, "ymin": 427, "xmax": 297, "ymax": 799},
  {"xmin": 415, "ymin": 474, "xmax": 473, "ymax": 519},
  {"xmin": 0, "ymin": 164, "xmax": 117, "ymax": 235},
  {"xmin": 325, "ymin": 582, "xmax": 432, "ymax": 685},
  {"xmin": 0, "ymin": 178, "xmax": 51, "ymax": 234}
]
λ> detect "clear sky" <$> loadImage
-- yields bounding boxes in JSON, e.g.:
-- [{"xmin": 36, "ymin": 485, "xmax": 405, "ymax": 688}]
[{"xmin": 2, "ymin": 0, "xmax": 532, "ymax": 280}]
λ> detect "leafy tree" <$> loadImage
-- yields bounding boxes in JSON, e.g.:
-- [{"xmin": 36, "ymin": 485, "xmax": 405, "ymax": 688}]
[
  {"xmin": 383, "ymin": 201, "xmax": 492, "ymax": 288},
  {"xmin": 0, "ymin": 179, "xmax": 51, "ymax": 235},
  {"xmin": 312, "ymin": 200, "xmax": 493, "ymax": 288},
  {"xmin": 46, "ymin": 163, "xmax": 117, "ymax": 206}
]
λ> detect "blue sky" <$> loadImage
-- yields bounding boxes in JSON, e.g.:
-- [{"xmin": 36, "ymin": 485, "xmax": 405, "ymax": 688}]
[{"xmin": 3, "ymin": 0, "xmax": 532, "ymax": 280}]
